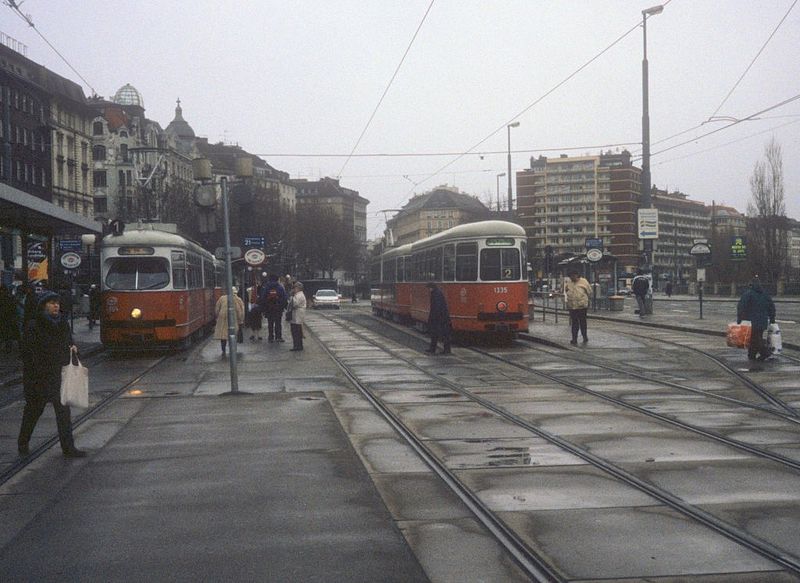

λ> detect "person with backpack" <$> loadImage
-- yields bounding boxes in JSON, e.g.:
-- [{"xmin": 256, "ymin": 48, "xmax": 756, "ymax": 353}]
[
  {"xmin": 259, "ymin": 273, "xmax": 288, "ymax": 343},
  {"xmin": 632, "ymin": 270, "xmax": 651, "ymax": 318}
]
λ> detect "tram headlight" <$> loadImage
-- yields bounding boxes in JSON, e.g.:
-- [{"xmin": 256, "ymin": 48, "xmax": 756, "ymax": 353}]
[
  {"xmin": 131, "ymin": 308, "xmax": 142, "ymax": 319},
  {"xmin": 496, "ymin": 301, "xmax": 508, "ymax": 312}
]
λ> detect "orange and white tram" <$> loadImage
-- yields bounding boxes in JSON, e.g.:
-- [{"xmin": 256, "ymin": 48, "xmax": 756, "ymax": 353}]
[
  {"xmin": 371, "ymin": 220, "xmax": 529, "ymax": 340},
  {"xmin": 100, "ymin": 227, "xmax": 222, "ymax": 348}
]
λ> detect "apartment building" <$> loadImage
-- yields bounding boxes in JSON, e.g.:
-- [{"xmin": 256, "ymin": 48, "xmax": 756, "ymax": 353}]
[{"xmin": 516, "ymin": 151, "xmax": 641, "ymax": 275}]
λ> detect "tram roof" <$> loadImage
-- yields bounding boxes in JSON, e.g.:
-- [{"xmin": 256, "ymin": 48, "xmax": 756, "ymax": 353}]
[
  {"xmin": 411, "ymin": 220, "xmax": 526, "ymax": 251},
  {"xmin": 103, "ymin": 228, "xmax": 209, "ymax": 255}
]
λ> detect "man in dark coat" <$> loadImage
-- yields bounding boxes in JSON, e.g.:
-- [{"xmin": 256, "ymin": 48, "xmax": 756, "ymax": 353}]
[
  {"xmin": 259, "ymin": 274, "xmax": 288, "ymax": 343},
  {"xmin": 0, "ymin": 284, "xmax": 17, "ymax": 352},
  {"xmin": 632, "ymin": 270, "xmax": 651, "ymax": 317},
  {"xmin": 737, "ymin": 276, "xmax": 776, "ymax": 361},
  {"xmin": 17, "ymin": 291, "xmax": 86, "ymax": 458},
  {"xmin": 426, "ymin": 282, "xmax": 451, "ymax": 355}
]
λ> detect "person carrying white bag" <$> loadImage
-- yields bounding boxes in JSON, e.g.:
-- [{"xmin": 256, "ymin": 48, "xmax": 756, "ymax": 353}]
[
  {"xmin": 17, "ymin": 291, "xmax": 87, "ymax": 458},
  {"xmin": 767, "ymin": 322, "xmax": 782, "ymax": 355}
]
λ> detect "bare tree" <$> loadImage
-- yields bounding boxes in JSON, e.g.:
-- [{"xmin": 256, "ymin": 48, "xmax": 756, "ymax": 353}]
[
  {"xmin": 296, "ymin": 205, "xmax": 355, "ymax": 279},
  {"xmin": 746, "ymin": 137, "xmax": 788, "ymax": 284}
]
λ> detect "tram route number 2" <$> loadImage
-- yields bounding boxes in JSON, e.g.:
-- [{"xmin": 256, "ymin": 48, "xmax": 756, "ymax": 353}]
[{"xmin": 494, "ymin": 287, "xmax": 508, "ymax": 294}]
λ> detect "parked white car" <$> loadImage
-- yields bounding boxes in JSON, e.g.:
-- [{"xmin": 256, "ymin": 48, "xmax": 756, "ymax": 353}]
[{"xmin": 312, "ymin": 289, "xmax": 341, "ymax": 309}]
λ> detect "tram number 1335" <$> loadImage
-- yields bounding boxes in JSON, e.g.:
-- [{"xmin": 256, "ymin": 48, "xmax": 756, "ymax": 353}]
[{"xmin": 494, "ymin": 287, "xmax": 508, "ymax": 294}]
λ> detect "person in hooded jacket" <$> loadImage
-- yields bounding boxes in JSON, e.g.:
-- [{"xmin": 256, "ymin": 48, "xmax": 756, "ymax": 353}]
[
  {"xmin": 426, "ymin": 282, "xmax": 452, "ymax": 355},
  {"xmin": 564, "ymin": 270, "xmax": 592, "ymax": 345},
  {"xmin": 17, "ymin": 291, "xmax": 85, "ymax": 458},
  {"xmin": 737, "ymin": 276, "xmax": 776, "ymax": 362},
  {"xmin": 259, "ymin": 274, "xmax": 288, "ymax": 343}
]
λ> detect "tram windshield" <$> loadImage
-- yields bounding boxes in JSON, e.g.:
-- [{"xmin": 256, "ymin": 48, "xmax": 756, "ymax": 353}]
[
  {"xmin": 480, "ymin": 248, "xmax": 521, "ymax": 281},
  {"xmin": 105, "ymin": 257, "xmax": 170, "ymax": 290}
]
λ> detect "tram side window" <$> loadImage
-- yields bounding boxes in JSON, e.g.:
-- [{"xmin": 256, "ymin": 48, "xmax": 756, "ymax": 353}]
[
  {"xmin": 105, "ymin": 258, "xmax": 170, "ymax": 290},
  {"xmin": 429, "ymin": 247, "xmax": 442, "ymax": 280},
  {"xmin": 455, "ymin": 243, "xmax": 478, "ymax": 281},
  {"xmin": 443, "ymin": 244, "xmax": 455, "ymax": 281},
  {"xmin": 403, "ymin": 256, "xmax": 412, "ymax": 282},
  {"xmin": 203, "ymin": 258, "xmax": 214, "ymax": 288},
  {"xmin": 387, "ymin": 258, "xmax": 397, "ymax": 283},
  {"xmin": 171, "ymin": 251, "xmax": 187, "ymax": 289},
  {"xmin": 187, "ymin": 253, "xmax": 202, "ymax": 289},
  {"xmin": 480, "ymin": 248, "xmax": 521, "ymax": 281},
  {"xmin": 412, "ymin": 252, "xmax": 423, "ymax": 281}
]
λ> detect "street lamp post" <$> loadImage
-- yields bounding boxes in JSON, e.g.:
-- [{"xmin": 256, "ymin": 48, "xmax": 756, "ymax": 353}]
[
  {"xmin": 507, "ymin": 122, "xmax": 520, "ymax": 215},
  {"xmin": 496, "ymin": 172, "xmax": 505, "ymax": 212},
  {"xmin": 193, "ymin": 156, "xmax": 253, "ymax": 395},
  {"xmin": 641, "ymin": 4, "xmax": 663, "ymax": 268}
]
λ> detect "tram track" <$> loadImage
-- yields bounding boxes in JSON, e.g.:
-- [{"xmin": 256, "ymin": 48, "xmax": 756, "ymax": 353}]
[
  {"xmin": 0, "ymin": 352, "xmax": 170, "ymax": 487},
  {"xmin": 582, "ymin": 322, "xmax": 800, "ymax": 418},
  {"xmin": 312, "ymin": 311, "xmax": 800, "ymax": 578}
]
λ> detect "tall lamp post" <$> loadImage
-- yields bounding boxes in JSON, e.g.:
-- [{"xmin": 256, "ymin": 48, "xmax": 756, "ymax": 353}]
[
  {"xmin": 496, "ymin": 172, "xmax": 505, "ymax": 212},
  {"xmin": 193, "ymin": 156, "xmax": 253, "ymax": 395},
  {"xmin": 640, "ymin": 4, "xmax": 663, "ymax": 268},
  {"xmin": 507, "ymin": 121, "xmax": 520, "ymax": 215}
]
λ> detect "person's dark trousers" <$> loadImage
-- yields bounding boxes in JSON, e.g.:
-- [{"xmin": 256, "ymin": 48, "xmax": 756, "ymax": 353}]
[
  {"xmin": 749, "ymin": 326, "xmax": 767, "ymax": 360},
  {"xmin": 570, "ymin": 308, "xmax": 588, "ymax": 342},
  {"xmin": 290, "ymin": 323, "xmax": 303, "ymax": 350},
  {"xmin": 428, "ymin": 333, "xmax": 451, "ymax": 354},
  {"xmin": 635, "ymin": 294, "xmax": 647, "ymax": 316},
  {"xmin": 266, "ymin": 312, "xmax": 283, "ymax": 341},
  {"xmin": 18, "ymin": 393, "xmax": 76, "ymax": 453}
]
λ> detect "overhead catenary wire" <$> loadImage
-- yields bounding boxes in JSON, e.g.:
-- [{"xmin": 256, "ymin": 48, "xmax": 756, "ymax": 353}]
[
  {"xmin": 4, "ymin": 0, "xmax": 97, "ymax": 96},
  {"xmin": 255, "ymin": 141, "xmax": 639, "ymax": 159},
  {"xmin": 392, "ymin": 17, "xmax": 645, "ymax": 208},
  {"xmin": 709, "ymin": 0, "xmax": 798, "ymax": 120},
  {"xmin": 335, "ymin": 0, "xmax": 436, "ymax": 178}
]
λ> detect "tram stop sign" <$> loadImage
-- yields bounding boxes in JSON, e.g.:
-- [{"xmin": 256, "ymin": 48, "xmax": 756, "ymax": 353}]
[{"xmin": 244, "ymin": 248, "xmax": 266, "ymax": 266}]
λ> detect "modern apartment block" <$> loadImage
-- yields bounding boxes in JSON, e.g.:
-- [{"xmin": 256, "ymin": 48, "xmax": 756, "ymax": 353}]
[
  {"xmin": 650, "ymin": 187, "xmax": 711, "ymax": 282},
  {"xmin": 516, "ymin": 151, "xmax": 641, "ymax": 275}
]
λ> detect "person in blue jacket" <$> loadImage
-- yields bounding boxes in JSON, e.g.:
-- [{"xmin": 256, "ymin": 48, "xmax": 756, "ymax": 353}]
[
  {"xmin": 737, "ymin": 276, "xmax": 776, "ymax": 361},
  {"xmin": 426, "ymin": 282, "xmax": 451, "ymax": 355}
]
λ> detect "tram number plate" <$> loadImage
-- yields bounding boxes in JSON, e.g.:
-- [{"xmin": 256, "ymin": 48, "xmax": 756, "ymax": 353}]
[{"xmin": 494, "ymin": 287, "xmax": 508, "ymax": 294}]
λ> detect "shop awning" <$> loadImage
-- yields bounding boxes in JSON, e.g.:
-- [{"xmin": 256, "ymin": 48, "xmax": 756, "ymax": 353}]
[{"xmin": 0, "ymin": 183, "xmax": 102, "ymax": 236}]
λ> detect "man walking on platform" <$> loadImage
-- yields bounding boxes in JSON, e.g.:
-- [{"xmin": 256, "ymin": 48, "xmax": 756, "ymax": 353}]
[
  {"xmin": 737, "ymin": 276, "xmax": 776, "ymax": 362},
  {"xmin": 565, "ymin": 270, "xmax": 591, "ymax": 345},
  {"xmin": 632, "ymin": 270, "xmax": 651, "ymax": 318},
  {"xmin": 426, "ymin": 282, "xmax": 451, "ymax": 355}
]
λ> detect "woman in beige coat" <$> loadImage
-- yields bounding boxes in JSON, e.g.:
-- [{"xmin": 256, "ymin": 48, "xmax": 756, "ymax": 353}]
[
  {"xmin": 288, "ymin": 282, "xmax": 307, "ymax": 351},
  {"xmin": 564, "ymin": 271, "xmax": 592, "ymax": 345},
  {"xmin": 214, "ymin": 287, "xmax": 245, "ymax": 356}
]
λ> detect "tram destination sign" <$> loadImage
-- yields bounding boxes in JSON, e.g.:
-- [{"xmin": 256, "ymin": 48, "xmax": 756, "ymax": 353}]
[{"xmin": 59, "ymin": 239, "xmax": 82, "ymax": 252}]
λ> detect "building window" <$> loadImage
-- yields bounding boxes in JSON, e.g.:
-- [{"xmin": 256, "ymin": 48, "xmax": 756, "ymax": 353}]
[
  {"xmin": 92, "ymin": 121, "xmax": 104, "ymax": 135},
  {"xmin": 120, "ymin": 144, "xmax": 128, "ymax": 162},
  {"xmin": 93, "ymin": 170, "xmax": 107, "ymax": 187},
  {"xmin": 94, "ymin": 197, "xmax": 108, "ymax": 213},
  {"xmin": 93, "ymin": 145, "xmax": 106, "ymax": 161}
]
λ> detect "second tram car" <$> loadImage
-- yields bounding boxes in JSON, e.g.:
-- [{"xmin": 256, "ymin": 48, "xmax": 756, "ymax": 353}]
[
  {"xmin": 371, "ymin": 220, "xmax": 529, "ymax": 340},
  {"xmin": 100, "ymin": 227, "xmax": 222, "ymax": 348}
]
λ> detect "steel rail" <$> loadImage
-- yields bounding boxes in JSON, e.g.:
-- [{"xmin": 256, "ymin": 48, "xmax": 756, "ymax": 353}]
[
  {"xmin": 0, "ymin": 353, "xmax": 169, "ymax": 487},
  {"xmin": 338, "ymin": 312, "xmax": 800, "ymax": 574},
  {"xmin": 312, "ymin": 317, "xmax": 565, "ymax": 582}
]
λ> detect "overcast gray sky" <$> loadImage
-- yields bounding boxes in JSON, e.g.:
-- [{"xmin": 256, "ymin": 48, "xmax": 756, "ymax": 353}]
[{"xmin": 4, "ymin": 0, "xmax": 798, "ymax": 239}]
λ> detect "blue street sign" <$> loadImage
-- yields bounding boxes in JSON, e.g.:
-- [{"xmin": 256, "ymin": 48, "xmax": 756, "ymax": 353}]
[
  {"xmin": 59, "ymin": 239, "xmax": 82, "ymax": 252},
  {"xmin": 243, "ymin": 236, "xmax": 265, "ymax": 248},
  {"xmin": 585, "ymin": 238, "xmax": 603, "ymax": 250}
]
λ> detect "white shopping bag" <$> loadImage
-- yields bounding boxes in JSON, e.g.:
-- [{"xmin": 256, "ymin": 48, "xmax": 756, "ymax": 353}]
[
  {"xmin": 60, "ymin": 354, "xmax": 89, "ymax": 408},
  {"xmin": 767, "ymin": 323, "xmax": 782, "ymax": 355}
]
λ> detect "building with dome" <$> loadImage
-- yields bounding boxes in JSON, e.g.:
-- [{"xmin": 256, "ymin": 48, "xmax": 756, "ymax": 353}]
[{"xmin": 88, "ymin": 87, "xmax": 198, "ymax": 236}]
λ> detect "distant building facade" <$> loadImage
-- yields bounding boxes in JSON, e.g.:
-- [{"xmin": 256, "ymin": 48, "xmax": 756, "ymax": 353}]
[
  {"xmin": 516, "ymin": 152, "xmax": 641, "ymax": 275},
  {"xmin": 386, "ymin": 185, "xmax": 490, "ymax": 246},
  {"xmin": 650, "ymin": 187, "xmax": 711, "ymax": 283}
]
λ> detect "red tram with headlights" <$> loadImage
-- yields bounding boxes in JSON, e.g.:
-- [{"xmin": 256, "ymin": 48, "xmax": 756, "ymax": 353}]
[
  {"xmin": 371, "ymin": 220, "xmax": 530, "ymax": 341},
  {"xmin": 100, "ymin": 227, "xmax": 222, "ymax": 349}
]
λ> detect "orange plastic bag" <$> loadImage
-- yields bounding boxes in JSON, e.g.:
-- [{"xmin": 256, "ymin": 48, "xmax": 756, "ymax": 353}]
[{"xmin": 726, "ymin": 322, "xmax": 751, "ymax": 348}]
